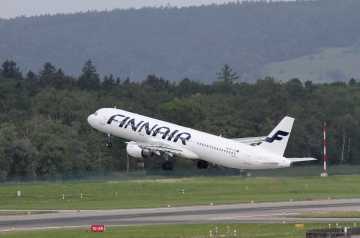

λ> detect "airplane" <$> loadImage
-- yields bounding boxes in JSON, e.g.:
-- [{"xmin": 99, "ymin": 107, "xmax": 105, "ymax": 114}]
[{"xmin": 87, "ymin": 108, "xmax": 316, "ymax": 170}]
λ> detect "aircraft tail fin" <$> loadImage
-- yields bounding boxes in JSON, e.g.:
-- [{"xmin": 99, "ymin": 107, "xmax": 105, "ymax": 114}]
[{"xmin": 258, "ymin": 116, "xmax": 294, "ymax": 156}]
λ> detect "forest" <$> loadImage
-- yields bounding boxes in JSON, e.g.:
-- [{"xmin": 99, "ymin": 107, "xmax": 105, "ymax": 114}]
[
  {"xmin": 0, "ymin": 59, "xmax": 359, "ymax": 180},
  {"xmin": 1, "ymin": 0, "xmax": 360, "ymax": 81}
]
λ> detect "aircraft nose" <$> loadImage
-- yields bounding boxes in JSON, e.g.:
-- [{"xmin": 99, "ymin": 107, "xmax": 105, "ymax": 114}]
[{"xmin": 87, "ymin": 114, "xmax": 96, "ymax": 127}]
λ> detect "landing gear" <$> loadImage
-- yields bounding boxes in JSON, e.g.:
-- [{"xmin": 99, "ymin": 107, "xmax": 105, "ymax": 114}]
[
  {"xmin": 105, "ymin": 134, "xmax": 112, "ymax": 148},
  {"xmin": 141, "ymin": 149, "xmax": 153, "ymax": 158},
  {"xmin": 239, "ymin": 169, "xmax": 251, "ymax": 177},
  {"xmin": 196, "ymin": 160, "xmax": 209, "ymax": 169},
  {"xmin": 162, "ymin": 161, "xmax": 174, "ymax": 171}
]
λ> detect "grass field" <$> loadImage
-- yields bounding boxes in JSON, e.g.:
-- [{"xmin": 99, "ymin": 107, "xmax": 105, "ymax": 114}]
[
  {"xmin": 0, "ymin": 175, "xmax": 360, "ymax": 210},
  {"xmin": 0, "ymin": 211, "xmax": 55, "ymax": 216},
  {"xmin": 1, "ymin": 223, "xmax": 354, "ymax": 238}
]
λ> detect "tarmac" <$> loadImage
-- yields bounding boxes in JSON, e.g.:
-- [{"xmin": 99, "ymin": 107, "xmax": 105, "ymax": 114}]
[{"xmin": 1, "ymin": 198, "xmax": 360, "ymax": 232}]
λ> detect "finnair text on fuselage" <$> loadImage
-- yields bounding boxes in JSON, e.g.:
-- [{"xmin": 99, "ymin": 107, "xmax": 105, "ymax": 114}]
[{"xmin": 107, "ymin": 114, "xmax": 191, "ymax": 145}]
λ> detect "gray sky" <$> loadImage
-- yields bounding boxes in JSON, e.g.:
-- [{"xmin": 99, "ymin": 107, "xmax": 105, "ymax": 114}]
[
  {"xmin": 0, "ymin": 0, "xmax": 244, "ymax": 19},
  {"xmin": 0, "ymin": 0, "xmax": 293, "ymax": 19}
]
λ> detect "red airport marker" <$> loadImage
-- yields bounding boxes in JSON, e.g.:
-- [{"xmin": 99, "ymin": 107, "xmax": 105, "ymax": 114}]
[{"xmin": 90, "ymin": 224, "xmax": 105, "ymax": 232}]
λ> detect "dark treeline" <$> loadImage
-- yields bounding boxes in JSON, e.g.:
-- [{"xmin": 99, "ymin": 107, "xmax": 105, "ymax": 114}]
[{"xmin": 0, "ymin": 60, "xmax": 360, "ymax": 181}]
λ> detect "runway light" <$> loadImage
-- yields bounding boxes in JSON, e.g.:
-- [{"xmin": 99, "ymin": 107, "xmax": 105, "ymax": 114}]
[{"xmin": 90, "ymin": 224, "xmax": 105, "ymax": 232}]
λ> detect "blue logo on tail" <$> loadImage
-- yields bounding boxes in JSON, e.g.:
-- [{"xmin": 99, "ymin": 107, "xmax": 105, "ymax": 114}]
[{"xmin": 265, "ymin": 130, "xmax": 289, "ymax": 143}]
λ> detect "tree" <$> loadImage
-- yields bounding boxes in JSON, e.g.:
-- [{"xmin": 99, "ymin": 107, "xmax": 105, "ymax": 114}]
[
  {"xmin": 176, "ymin": 78, "xmax": 202, "ymax": 96},
  {"xmin": 160, "ymin": 97, "xmax": 205, "ymax": 127},
  {"xmin": 285, "ymin": 78, "xmax": 304, "ymax": 99},
  {"xmin": 216, "ymin": 64, "xmax": 239, "ymax": 84},
  {"xmin": 1, "ymin": 60, "xmax": 22, "ymax": 79},
  {"xmin": 0, "ymin": 123, "xmax": 18, "ymax": 181},
  {"xmin": 22, "ymin": 118, "xmax": 95, "ymax": 178},
  {"xmin": 7, "ymin": 138, "xmax": 38, "ymax": 179},
  {"xmin": 102, "ymin": 74, "xmax": 115, "ymax": 89},
  {"xmin": 26, "ymin": 70, "xmax": 37, "ymax": 81},
  {"xmin": 304, "ymin": 80, "xmax": 314, "ymax": 91},
  {"xmin": 142, "ymin": 74, "xmax": 170, "ymax": 91},
  {"xmin": 78, "ymin": 60, "xmax": 100, "ymax": 90},
  {"xmin": 39, "ymin": 62, "xmax": 57, "ymax": 86},
  {"xmin": 349, "ymin": 78, "xmax": 357, "ymax": 86}
]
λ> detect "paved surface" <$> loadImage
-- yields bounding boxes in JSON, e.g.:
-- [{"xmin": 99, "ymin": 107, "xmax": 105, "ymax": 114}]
[{"xmin": 1, "ymin": 199, "xmax": 360, "ymax": 232}]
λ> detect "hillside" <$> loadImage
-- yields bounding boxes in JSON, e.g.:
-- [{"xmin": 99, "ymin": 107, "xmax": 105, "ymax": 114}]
[
  {"xmin": 261, "ymin": 44, "xmax": 360, "ymax": 82},
  {"xmin": 0, "ymin": 0, "xmax": 360, "ymax": 81}
]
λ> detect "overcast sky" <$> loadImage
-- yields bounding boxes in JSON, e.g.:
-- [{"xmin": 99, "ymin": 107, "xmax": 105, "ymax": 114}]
[
  {"xmin": 0, "ymin": 0, "xmax": 235, "ymax": 18},
  {"xmin": 0, "ymin": 0, "xmax": 291, "ymax": 19}
]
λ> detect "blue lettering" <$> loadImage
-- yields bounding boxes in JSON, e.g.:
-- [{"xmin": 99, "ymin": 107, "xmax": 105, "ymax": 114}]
[
  {"xmin": 139, "ymin": 122, "xmax": 158, "ymax": 135},
  {"xmin": 174, "ymin": 132, "xmax": 191, "ymax": 145},
  {"xmin": 153, "ymin": 127, "xmax": 170, "ymax": 139},
  {"xmin": 125, "ymin": 119, "xmax": 144, "ymax": 131}
]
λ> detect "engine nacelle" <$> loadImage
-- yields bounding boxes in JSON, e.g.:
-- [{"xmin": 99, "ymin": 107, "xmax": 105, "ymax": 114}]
[
  {"xmin": 126, "ymin": 143, "xmax": 152, "ymax": 159},
  {"xmin": 196, "ymin": 160, "xmax": 209, "ymax": 169}
]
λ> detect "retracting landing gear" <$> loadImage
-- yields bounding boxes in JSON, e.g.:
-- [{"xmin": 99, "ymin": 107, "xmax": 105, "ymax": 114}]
[
  {"xmin": 239, "ymin": 169, "xmax": 251, "ymax": 177},
  {"xmin": 161, "ymin": 153, "xmax": 174, "ymax": 170},
  {"xmin": 105, "ymin": 134, "xmax": 112, "ymax": 148},
  {"xmin": 162, "ymin": 161, "xmax": 174, "ymax": 171},
  {"xmin": 196, "ymin": 160, "xmax": 209, "ymax": 169}
]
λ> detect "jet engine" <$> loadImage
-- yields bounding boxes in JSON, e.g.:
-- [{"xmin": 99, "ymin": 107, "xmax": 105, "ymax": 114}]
[
  {"xmin": 196, "ymin": 160, "xmax": 209, "ymax": 169},
  {"xmin": 126, "ymin": 143, "xmax": 152, "ymax": 159}
]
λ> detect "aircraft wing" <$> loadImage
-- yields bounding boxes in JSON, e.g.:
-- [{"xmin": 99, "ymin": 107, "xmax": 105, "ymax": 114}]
[
  {"xmin": 128, "ymin": 141, "xmax": 199, "ymax": 159},
  {"xmin": 231, "ymin": 136, "xmax": 266, "ymax": 145},
  {"xmin": 135, "ymin": 141, "xmax": 183, "ymax": 155}
]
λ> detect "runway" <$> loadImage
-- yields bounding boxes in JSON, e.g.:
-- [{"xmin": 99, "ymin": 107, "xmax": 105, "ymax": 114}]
[{"xmin": 1, "ymin": 198, "xmax": 360, "ymax": 232}]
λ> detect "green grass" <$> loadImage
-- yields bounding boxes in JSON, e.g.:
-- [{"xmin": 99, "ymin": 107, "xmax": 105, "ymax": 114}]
[
  {"xmin": 0, "ymin": 211, "xmax": 55, "ymax": 216},
  {"xmin": 1, "ymin": 175, "xmax": 360, "ymax": 210},
  {"xmin": 1, "ymin": 223, "xmax": 353, "ymax": 238}
]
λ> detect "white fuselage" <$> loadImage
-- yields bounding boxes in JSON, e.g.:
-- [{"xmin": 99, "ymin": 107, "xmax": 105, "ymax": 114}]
[{"xmin": 88, "ymin": 108, "xmax": 291, "ymax": 169}]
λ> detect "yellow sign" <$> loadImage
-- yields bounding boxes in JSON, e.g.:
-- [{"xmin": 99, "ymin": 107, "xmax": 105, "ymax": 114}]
[{"xmin": 295, "ymin": 224, "xmax": 304, "ymax": 229}]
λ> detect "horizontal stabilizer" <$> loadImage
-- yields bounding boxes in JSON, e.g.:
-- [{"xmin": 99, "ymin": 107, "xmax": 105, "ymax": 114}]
[{"xmin": 287, "ymin": 157, "xmax": 317, "ymax": 163}]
